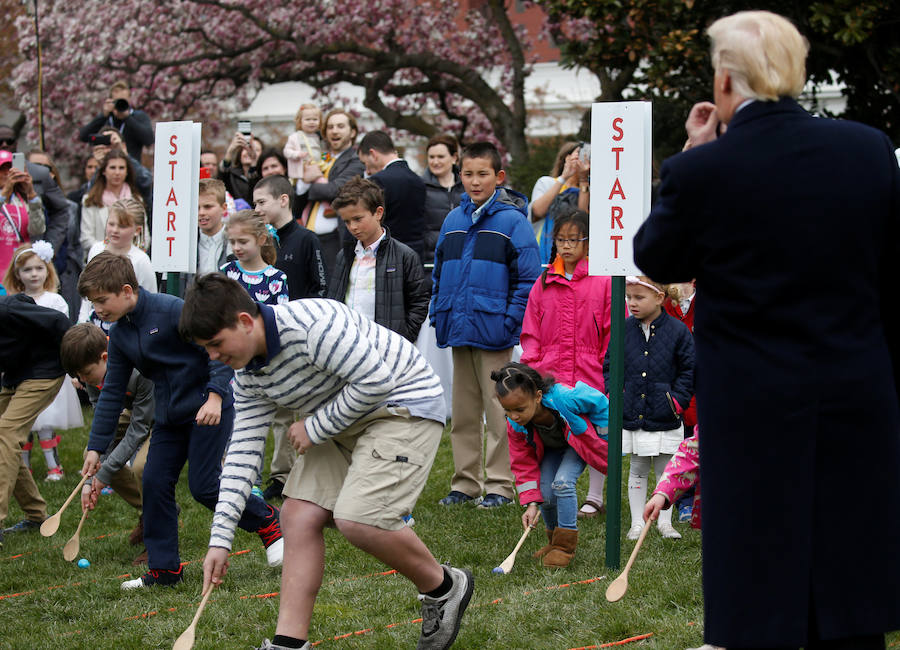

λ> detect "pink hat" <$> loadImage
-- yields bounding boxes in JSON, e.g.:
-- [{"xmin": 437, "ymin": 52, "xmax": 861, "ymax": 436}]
[{"xmin": 0, "ymin": 150, "xmax": 11, "ymax": 167}]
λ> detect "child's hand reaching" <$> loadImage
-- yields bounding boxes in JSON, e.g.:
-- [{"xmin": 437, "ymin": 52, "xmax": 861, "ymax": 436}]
[
  {"xmin": 196, "ymin": 391, "xmax": 222, "ymax": 426},
  {"xmin": 643, "ymin": 493, "xmax": 668, "ymax": 523},
  {"xmin": 522, "ymin": 503, "xmax": 540, "ymax": 530}
]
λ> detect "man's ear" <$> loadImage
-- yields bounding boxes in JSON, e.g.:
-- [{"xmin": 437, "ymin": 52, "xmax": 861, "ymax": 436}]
[
  {"xmin": 237, "ymin": 311, "xmax": 256, "ymax": 331},
  {"xmin": 101, "ymin": 351, "xmax": 109, "ymax": 362}
]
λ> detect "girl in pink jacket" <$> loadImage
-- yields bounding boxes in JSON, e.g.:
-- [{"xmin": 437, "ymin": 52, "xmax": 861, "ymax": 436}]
[
  {"xmin": 519, "ymin": 210, "xmax": 612, "ymax": 519},
  {"xmin": 493, "ymin": 362, "xmax": 609, "ymax": 569},
  {"xmin": 644, "ymin": 427, "xmax": 701, "ymax": 529}
]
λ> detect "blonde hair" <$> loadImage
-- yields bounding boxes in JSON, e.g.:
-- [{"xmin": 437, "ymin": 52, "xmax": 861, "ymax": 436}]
[
  {"xmin": 198, "ymin": 178, "xmax": 226, "ymax": 205},
  {"xmin": 226, "ymin": 210, "xmax": 277, "ymax": 265},
  {"xmin": 294, "ymin": 103, "xmax": 322, "ymax": 132},
  {"xmin": 4, "ymin": 243, "xmax": 59, "ymax": 294},
  {"xmin": 108, "ymin": 198, "xmax": 147, "ymax": 250},
  {"xmin": 707, "ymin": 11, "xmax": 808, "ymax": 101}
]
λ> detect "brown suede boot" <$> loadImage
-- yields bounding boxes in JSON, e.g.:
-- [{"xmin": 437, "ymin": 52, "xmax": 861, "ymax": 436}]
[
  {"xmin": 542, "ymin": 527, "xmax": 578, "ymax": 568},
  {"xmin": 128, "ymin": 514, "xmax": 144, "ymax": 546},
  {"xmin": 132, "ymin": 547, "xmax": 148, "ymax": 565},
  {"xmin": 532, "ymin": 529, "xmax": 553, "ymax": 559}
]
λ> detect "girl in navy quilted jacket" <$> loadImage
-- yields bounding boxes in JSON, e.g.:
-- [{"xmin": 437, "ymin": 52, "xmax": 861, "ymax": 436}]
[{"xmin": 603, "ymin": 275, "xmax": 694, "ymax": 541}]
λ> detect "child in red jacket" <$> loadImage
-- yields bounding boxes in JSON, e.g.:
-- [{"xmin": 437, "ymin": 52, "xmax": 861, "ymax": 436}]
[{"xmin": 493, "ymin": 362, "xmax": 609, "ymax": 568}]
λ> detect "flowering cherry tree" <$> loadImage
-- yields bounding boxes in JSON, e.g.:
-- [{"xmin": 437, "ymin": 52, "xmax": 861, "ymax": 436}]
[{"xmin": 11, "ymin": 0, "xmax": 537, "ymax": 168}]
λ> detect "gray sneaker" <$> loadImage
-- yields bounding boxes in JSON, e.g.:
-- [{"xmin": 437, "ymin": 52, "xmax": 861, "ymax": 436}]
[
  {"xmin": 254, "ymin": 640, "xmax": 311, "ymax": 650},
  {"xmin": 416, "ymin": 565, "xmax": 474, "ymax": 649}
]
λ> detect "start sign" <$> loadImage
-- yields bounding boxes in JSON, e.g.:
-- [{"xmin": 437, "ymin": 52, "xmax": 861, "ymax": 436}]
[
  {"xmin": 588, "ymin": 102, "xmax": 652, "ymax": 276},
  {"xmin": 152, "ymin": 121, "xmax": 201, "ymax": 273}
]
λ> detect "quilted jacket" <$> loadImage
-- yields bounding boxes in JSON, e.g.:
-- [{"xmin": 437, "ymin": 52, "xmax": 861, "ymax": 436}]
[{"xmin": 604, "ymin": 310, "xmax": 694, "ymax": 431}]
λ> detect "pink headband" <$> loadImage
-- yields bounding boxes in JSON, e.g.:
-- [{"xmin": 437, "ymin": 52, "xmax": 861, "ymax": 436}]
[{"xmin": 625, "ymin": 275, "xmax": 664, "ymax": 295}]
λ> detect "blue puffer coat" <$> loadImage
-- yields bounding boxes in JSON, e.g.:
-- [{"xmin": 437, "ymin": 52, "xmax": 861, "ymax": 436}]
[
  {"xmin": 604, "ymin": 310, "xmax": 695, "ymax": 431},
  {"xmin": 429, "ymin": 188, "xmax": 541, "ymax": 350}
]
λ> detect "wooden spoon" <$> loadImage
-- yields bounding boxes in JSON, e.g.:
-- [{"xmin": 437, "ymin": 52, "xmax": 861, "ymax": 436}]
[
  {"xmin": 40, "ymin": 473, "xmax": 88, "ymax": 537},
  {"xmin": 172, "ymin": 584, "xmax": 216, "ymax": 650},
  {"xmin": 606, "ymin": 518, "xmax": 652, "ymax": 602},
  {"xmin": 62, "ymin": 508, "xmax": 89, "ymax": 562}
]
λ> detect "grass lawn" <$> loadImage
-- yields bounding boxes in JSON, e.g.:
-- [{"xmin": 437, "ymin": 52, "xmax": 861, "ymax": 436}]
[{"xmin": 2, "ymin": 413, "xmax": 896, "ymax": 649}]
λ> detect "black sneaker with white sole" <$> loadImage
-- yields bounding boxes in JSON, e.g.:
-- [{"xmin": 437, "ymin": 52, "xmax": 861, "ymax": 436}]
[
  {"xmin": 416, "ymin": 564, "xmax": 474, "ymax": 650},
  {"xmin": 121, "ymin": 565, "xmax": 184, "ymax": 590}
]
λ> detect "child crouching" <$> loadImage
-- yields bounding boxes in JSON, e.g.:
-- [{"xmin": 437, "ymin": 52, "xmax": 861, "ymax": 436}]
[{"xmin": 493, "ymin": 362, "xmax": 609, "ymax": 568}]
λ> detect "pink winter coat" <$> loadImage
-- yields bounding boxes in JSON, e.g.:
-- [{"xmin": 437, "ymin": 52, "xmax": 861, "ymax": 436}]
[
  {"xmin": 520, "ymin": 256, "xmax": 612, "ymax": 391},
  {"xmin": 507, "ymin": 382, "xmax": 610, "ymax": 506},
  {"xmin": 653, "ymin": 428, "xmax": 701, "ymax": 528}
]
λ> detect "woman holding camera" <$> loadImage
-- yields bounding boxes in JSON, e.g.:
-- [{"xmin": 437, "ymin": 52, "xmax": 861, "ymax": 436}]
[
  {"xmin": 219, "ymin": 132, "xmax": 264, "ymax": 208},
  {"xmin": 0, "ymin": 151, "xmax": 45, "ymax": 278},
  {"xmin": 529, "ymin": 142, "xmax": 591, "ymax": 265}
]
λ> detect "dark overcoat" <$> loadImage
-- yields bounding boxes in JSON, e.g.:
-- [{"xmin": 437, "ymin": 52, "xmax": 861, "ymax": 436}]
[{"xmin": 633, "ymin": 98, "xmax": 900, "ymax": 647}]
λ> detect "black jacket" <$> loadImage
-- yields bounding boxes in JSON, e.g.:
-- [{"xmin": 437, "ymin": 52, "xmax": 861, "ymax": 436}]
[
  {"xmin": 219, "ymin": 163, "xmax": 259, "ymax": 206},
  {"xmin": 78, "ymin": 110, "xmax": 154, "ymax": 161},
  {"xmin": 420, "ymin": 168, "xmax": 463, "ymax": 269},
  {"xmin": 275, "ymin": 220, "xmax": 328, "ymax": 299},
  {"xmin": 634, "ymin": 97, "xmax": 900, "ymax": 646},
  {"xmin": 0, "ymin": 294, "xmax": 70, "ymax": 387},
  {"xmin": 370, "ymin": 160, "xmax": 426, "ymax": 261},
  {"xmin": 327, "ymin": 228, "xmax": 429, "ymax": 342}
]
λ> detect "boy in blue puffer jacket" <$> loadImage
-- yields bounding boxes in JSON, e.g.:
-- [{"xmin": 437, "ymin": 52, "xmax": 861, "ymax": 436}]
[{"xmin": 430, "ymin": 142, "xmax": 541, "ymax": 509}]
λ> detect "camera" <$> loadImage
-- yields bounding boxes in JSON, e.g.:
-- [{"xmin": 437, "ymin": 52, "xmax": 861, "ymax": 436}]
[
  {"xmin": 579, "ymin": 142, "xmax": 591, "ymax": 165},
  {"xmin": 238, "ymin": 120, "xmax": 252, "ymax": 137},
  {"xmin": 114, "ymin": 98, "xmax": 130, "ymax": 113},
  {"xmin": 90, "ymin": 133, "xmax": 112, "ymax": 146}
]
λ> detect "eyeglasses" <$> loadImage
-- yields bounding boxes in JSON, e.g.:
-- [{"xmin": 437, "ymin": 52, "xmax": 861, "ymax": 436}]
[{"xmin": 554, "ymin": 237, "xmax": 588, "ymax": 247}]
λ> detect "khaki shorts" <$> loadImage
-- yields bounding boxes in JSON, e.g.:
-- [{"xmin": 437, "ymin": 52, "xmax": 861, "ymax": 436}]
[{"xmin": 282, "ymin": 406, "xmax": 441, "ymax": 530}]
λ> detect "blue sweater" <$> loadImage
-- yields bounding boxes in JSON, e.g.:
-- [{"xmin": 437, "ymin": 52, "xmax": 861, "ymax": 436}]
[
  {"xmin": 87, "ymin": 289, "xmax": 233, "ymax": 453},
  {"xmin": 604, "ymin": 310, "xmax": 694, "ymax": 431},
  {"xmin": 430, "ymin": 187, "xmax": 541, "ymax": 350}
]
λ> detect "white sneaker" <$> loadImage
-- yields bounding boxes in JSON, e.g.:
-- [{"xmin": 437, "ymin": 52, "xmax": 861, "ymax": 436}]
[
  {"xmin": 626, "ymin": 524, "xmax": 643, "ymax": 540},
  {"xmin": 658, "ymin": 523, "xmax": 682, "ymax": 539},
  {"xmin": 686, "ymin": 645, "xmax": 725, "ymax": 650},
  {"xmin": 265, "ymin": 538, "xmax": 283, "ymax": 567}
]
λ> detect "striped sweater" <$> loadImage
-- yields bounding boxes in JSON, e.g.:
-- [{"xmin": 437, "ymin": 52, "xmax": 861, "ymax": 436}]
[{"xmin": 210, "ymin": 299, "xmax": 446, "ymax": 549}]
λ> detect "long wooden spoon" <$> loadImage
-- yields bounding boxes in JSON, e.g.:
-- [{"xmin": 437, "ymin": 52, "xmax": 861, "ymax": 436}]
[
  {"xmin": 40, "ymin": 473, "xmax": 88, "ymax": 537},
  {"xmin": 172, "ymin": 584, "xmax": 216, "ymax": 650},
  {"xmin": 62, "ymin": 508, "xmax": 89, "ymax": 561},
  {"xmin": 606, "ymin": 519, "xmax": 652, "ymax": 602}
]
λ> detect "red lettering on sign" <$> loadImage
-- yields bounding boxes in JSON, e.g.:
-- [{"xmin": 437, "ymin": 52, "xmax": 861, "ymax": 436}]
[
  {"xmin": 167, "ymin": 211, "xmax": 176, "ymax": 231},
  {"xmin": 611, "ymin": 147, "xmax": 624, "ymax": 170},
  {"xmin": 612, "ymin": 118, "xmax": 624, "ymax": 142},
  {"xmin": 167, "ymin": 236, "xmax": 175, "ymax": 256},
  {"xmin": 611, "ymin": 206, "xmax": 623, "ymax": 229},
  {"xmin": 168, "ymin": 160, "xmax": 177, "ymax": 181},
  {"xmin": 610, "ymin": 235, "xmax": 622, "ymax": 258},
  {"xmin": 608, "ymin": 178, "xmax": 626, "ymax": 201},
  {"xmin": 166, "ymin": 188, "xmax": 178, "ymax": 206},
  {"xmin": 169, "ymin": 134, "xmax": 178, "ymax": 156}
]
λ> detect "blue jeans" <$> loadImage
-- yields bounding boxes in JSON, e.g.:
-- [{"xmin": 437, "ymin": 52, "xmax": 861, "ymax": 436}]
[
  {"xmin": 142, "ymin": 405, "xmax": 273, "ymax": 570},
  {"xmin": 539, "ymin": 446, "xmax": 586, "ymax": 531}
]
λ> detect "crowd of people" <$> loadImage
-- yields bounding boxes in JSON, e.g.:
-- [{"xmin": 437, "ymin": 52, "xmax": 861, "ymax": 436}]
[{"xmin": 1, "ymin": 8, "xmax": 899, "ymax": 650}]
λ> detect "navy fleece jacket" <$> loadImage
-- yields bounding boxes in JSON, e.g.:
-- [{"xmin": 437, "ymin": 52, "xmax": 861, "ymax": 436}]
[{"xmin": 87, "ymin": 289, "xmax": 233, "ymax": 453}]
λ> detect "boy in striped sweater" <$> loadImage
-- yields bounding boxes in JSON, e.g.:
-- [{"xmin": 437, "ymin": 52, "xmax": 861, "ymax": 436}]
[{"xmin": 181, "ymin": 274, "xmax": 473, "ymax": 650}]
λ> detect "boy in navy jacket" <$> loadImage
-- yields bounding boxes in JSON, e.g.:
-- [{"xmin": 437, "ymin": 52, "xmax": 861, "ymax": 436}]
[{"xmin": 77, "ymin": 252, "xmax": 283, "ymax": 588}]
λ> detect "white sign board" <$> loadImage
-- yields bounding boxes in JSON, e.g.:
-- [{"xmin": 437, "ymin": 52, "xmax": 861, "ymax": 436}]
[
  {"xmin": 151, "ymin": 121, "xmax": 201, "ymax": 273},
  {"xmin": 588, "ymin": 102, "xmax": 652, "ymax": 276}
]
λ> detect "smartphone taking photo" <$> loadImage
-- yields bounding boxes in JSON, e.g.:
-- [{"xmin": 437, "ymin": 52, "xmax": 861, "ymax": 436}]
[
  {"xmin": 238, "ymin": 120, "xmax": 252, "ymax": 137},
  {"xmin": 11, "ymin": 152, "xmax": 25, "ymax": 171}
]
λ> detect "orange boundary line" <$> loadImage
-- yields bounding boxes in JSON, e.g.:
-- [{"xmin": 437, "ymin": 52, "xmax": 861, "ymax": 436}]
[
  {"xmin": 567, "ymin": 632, "xmax": 654, "ymax": 649},
  {"xmin": 307, "ymin": 574, "xmax": 607, "ymax": 646},
  {"xmin": 2, "ymin": 531, "xmax": 124, "ymax": 561},
  {"xmin": 3, "ymin": 548, "xmax": 251, "ymax": 602}
]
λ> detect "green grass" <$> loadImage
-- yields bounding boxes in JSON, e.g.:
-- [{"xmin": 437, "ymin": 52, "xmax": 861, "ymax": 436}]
[{"xmin": 3, "ymin": 414, "xmax": 896, "ymax": 649}]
